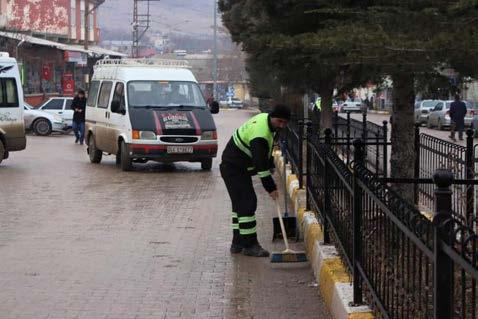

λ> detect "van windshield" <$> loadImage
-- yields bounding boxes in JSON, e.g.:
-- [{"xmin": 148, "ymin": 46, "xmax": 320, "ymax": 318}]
[{"xmin": 127, "ymin": 81, "xmax": 206, "ymax": 109}]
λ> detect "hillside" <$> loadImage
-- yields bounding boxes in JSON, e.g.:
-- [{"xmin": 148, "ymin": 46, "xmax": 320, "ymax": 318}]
[{"xmin": 98, "ymin": 0, "xmax": 218, "ymax": 38}]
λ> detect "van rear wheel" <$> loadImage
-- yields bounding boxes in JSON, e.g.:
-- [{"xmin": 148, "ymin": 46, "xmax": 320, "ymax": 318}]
[
  {"xmin": 88, "ymin": 136, "xmax": 102, "ymax": 163},
  {"xmin": 201, "ymin": 158, "xmax": 213, "ymax": 171},
  {"xmin": 120, "ymin": 140, "xmax": 133, "ymax": 171}
]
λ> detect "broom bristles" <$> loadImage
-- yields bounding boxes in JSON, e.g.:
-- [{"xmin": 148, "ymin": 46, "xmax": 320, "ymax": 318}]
[{"xmin": 270, "ymin": 251, "xmax": 307, "ymax": 263}]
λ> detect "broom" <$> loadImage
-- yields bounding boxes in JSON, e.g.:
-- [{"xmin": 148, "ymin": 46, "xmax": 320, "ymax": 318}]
[{"xmin": 270, "ymin": 199, "xmax": 307, "ymax": 263}]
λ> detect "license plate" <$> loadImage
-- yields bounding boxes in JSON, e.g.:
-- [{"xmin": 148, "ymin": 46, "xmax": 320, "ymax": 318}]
[{"xmin": 167, "ymin": 146, "xmax": 193, "ymax": 154}]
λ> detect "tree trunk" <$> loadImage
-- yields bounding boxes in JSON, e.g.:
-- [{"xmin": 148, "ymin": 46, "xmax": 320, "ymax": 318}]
[
  {"xmin": 391, "ymin": 73, "xmax": 416, "ymax": 203},
  {"xmin": 318, "ymin": 81, "xmax": 335, "ymax": 130}
]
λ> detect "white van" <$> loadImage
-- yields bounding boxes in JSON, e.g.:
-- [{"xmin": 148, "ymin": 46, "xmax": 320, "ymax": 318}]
[
  {"xmin": 85, "ymin": 59, "xmax": 219, "ymax": 171},
  {"xmin": 0, "ymin": 53, "xmax": 26, "ymax": 165}
]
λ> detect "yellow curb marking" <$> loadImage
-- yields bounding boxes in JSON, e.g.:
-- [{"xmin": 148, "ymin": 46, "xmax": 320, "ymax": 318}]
[
  {"xmin": 306, "ymin": 223, "xmax": 323, "ymax": 254},
  {"xmin": 348, "ymin": 313, "xmax": 375, "ymax": 319},
  {"xmin": 319, "ymin": 258, "xmax": 352, "ymax": 309}
]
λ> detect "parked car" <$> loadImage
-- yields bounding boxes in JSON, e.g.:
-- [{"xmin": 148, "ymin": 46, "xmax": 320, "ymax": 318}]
[
  {"xmin": 427, "ymin": 100, "xmax": 473, "ymax": 130},
  {"xmin": 219, "ymin": 97, "xmax": 244, "ymax": 108},
  {"xmin": 24, "ymin": 103, "xmax": 67, "ymax": 136},
  {"xmin": 414, "ymin": 100, "xmax": 439, "ymax": 125},
  {"xmin": 0, "ymin": 52, "xmax": 26, "ymax": 165},
  {"xmin": 85, "ymin": 58, "xmax": 219, "ymax": 171},
  {"xmin": 38, "ymin": 97, "xmax": 74, "ymax": 128},
  {"xmin": 340, "ymin": 101, "xmax": 362, "ymax": 113}
]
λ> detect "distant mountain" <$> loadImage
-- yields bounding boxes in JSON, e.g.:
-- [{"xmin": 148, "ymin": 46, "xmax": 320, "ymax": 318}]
[{"xmin": 98, "ymin": 0, "xmax": 218, "ymax": 38}]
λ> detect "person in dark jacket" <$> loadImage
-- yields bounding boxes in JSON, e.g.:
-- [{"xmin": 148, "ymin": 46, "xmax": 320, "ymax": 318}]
[
  {"xmin": 449, "ymin": 94, "xmax": 467, "ymax": 141},
  {"xmin": 220, "ymin": 104, "xmax": 290, "ymax": 257},
  {"xmin": 71, "ymin": 89, "xmax": 87, "ymax": 145}
]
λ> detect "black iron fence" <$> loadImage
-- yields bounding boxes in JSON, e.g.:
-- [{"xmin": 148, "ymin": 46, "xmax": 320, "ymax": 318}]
[
  {"xmin": 301, "ymin": 132, "xmax": 478, "ymax": 319},
  {"xmin": 416, "ymin": 128, "xmax": 476, "ymax": 222}
]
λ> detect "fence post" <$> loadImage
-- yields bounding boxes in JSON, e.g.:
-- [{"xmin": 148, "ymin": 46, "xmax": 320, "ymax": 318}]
[
  {"xmin": 298, "ymin": 121, "xmax": 304, "ymax": 189},
  {"xmin": 352, "ymin": 139, "xmax": 365, "ymax": 305},
  {"xmin": 414, "ymin": 124, "xmax": 420, "ymax": 205},
  {"xmin": 382, "ymin": 121, "xmax": 388, "ymax": 179},
  {"xmin": 346, "ymin": 112, "xmax": 351, "ymax": 165},
  {"xmin": 305, "ymin": 123, "xmax": 311, "ymax": 211},
  {"xmin": 465, "ymin": 129, "xmax": 475, "ymax": 223},
  {"xmin": 334, "ymin": 111, "xmax": 339, "ymax": 139},
  {"xmin": 362, "ymin": 111, "xmax": 367, "ymax": 142},
  {"xmin": 322, "ymin": 128, "xmax": 332, "ymax": 244},
  {"xmin": 432, "ymin": 169, "xmax": 454, "ymax": 319}
]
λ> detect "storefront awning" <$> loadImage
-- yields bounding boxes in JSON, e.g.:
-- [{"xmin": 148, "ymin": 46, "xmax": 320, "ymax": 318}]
[{"xmin": 0, "ymin": 31, "xmax": 126, "ymax": 57}]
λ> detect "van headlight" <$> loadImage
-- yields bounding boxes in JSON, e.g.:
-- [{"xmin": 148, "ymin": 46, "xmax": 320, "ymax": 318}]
[
  {"xmin": 201, "ymin": 131, "xmax": 217, "ymax": 140},
  {"xmin": 132, "ymin": 130, "xmax": 157, "ymax": 140}
]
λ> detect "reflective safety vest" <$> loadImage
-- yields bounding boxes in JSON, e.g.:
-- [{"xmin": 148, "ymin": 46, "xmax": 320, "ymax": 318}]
[
  {"xmin": 315, "ymin": 98, "xmax": 322, "ymax": 111},
  {"xmin": 232, "ymin": 113, "xmax": 275, "ymax": 176}
]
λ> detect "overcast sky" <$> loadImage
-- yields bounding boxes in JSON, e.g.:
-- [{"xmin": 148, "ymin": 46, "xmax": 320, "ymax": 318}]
[{"xmin": 98, "ymin": 0, "xmax": 220, "ymax": 36}]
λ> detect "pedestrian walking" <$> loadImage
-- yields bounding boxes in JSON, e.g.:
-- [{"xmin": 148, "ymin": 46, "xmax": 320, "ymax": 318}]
[
  {"xmin": 220, "ymin": 104, "xmax": 291, "ymax": 257},
  {"xmin": 71, "ymin": 89, "xmax": 87, "ymax": 145},
  {"xmin": 449, "ymin": 94, "xmax": 467, "ymax": 141}
]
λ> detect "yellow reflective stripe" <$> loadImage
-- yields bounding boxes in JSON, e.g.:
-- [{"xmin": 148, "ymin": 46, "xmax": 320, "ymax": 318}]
[
  {"xmin": 247, "ymin": 167, "xmax": 255, "ymax": 171},
  {"xmin": 258, "ymin": 170, "xmax": 271, "ymax": 178},
  {"xmin": 232, "ymin": 224, "xmax": 239, "ymax": 230},
  {"xmin": 231, "ymin": 212, "xmax": 238, "ymax": 218},
  {"xmin": 233, "ymin": 131, "xmax": 252, "ymax": 157},
  {"xmin": 238, "ymin": 216, "xmax": 256, "ymax": 223},
  {"xmin": 240, "ymin": 227, "xmax": 257, "ymax": 235}
]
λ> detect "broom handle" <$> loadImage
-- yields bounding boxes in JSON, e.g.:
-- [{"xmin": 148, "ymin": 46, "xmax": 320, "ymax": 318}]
[{"xmin": 276, "ymin": 199, "xmax": 290, "ymax": 251}]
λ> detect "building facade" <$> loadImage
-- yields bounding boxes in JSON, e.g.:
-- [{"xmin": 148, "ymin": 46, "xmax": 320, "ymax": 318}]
[{"xmin": 0, "ymin": 0, "xmax": 100, "ymax": 44}]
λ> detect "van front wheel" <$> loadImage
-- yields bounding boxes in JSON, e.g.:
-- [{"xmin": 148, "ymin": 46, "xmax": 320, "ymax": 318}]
[
  {"xmin": 201, "ymin": 158, "xmax": 213, "ymax": 171},
  {"xmin": 120, "ymin": 141, "xmax": 133, "ymax": 171},
  {"xmin": 88, "ymin": 136, "xmax": 102, "ymax": 163}
]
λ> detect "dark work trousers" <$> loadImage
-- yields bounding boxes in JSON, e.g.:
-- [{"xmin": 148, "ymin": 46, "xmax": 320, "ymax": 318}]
[{"xmin": 220, "ymin": 162, "xmax": 258, "ymax": 247}]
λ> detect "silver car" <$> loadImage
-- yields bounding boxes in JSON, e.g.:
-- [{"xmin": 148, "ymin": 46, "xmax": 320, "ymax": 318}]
[
  {"xmin": 24, "ymin": 103, "xmax": 67, "ymax": 136},
  {"xmin": 414, "ymin": 100, "xmax": 439, "ymax": 125},
  {"xmin": 427, "ymin": 100, "xmax": 473, "ymax": 130}
]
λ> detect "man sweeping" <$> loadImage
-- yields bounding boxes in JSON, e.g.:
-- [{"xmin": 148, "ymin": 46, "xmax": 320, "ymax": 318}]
[{"xmin": 220, "ymin": 104, "xmax": 291, "ymax": 257}]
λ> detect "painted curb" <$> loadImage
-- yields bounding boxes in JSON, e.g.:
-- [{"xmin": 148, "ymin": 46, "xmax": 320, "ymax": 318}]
[{"xmin": 274, "ymin": 151, "xmax": 374, "ymax": 319}]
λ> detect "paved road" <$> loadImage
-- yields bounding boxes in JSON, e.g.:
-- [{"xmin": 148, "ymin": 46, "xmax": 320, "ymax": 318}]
[
  {"xmin": 0, "ymin": 109, "xmax": 331, "ymax": 319},
  {"xmin": 347, "ymin": 112, "xmax": 473, "ymax": 146}
]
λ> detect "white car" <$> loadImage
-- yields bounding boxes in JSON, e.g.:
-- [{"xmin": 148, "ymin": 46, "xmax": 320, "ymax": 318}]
[
  {"xmin": 24, "ymin": 103, "xmax": 67, "ymax": 136},
  {"xmin": 340, "ymin": 101, "xmax": 363, "ymax": 113},
  {"xmin": 38, "ymin": 97, "xmax": 74, "ymax": 127}
]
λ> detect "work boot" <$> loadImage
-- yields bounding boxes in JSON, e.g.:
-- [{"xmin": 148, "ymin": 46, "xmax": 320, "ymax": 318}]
[
  {"xmin": 242, "ymin": 243, "xmax": 270, "ymax": 257},
  {"xmin": 230, "ymin": 243, "xmax": 243, "ymax": 254}
]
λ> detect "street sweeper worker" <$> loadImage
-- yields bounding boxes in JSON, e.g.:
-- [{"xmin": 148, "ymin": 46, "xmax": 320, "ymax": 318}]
[{"xmin": 220, "ymin": 104, "xmax": 291, "ymax": 257}]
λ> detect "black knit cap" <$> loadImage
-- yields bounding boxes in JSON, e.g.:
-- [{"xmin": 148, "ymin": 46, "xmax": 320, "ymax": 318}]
[{"xmin": 269, "ymin": 104, "xmax": 291, "ymax": 120}]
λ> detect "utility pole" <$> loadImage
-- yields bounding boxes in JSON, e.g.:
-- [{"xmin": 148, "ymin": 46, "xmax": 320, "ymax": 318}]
[
  {"xmin": 84, "ymin": 0, "xmax": 89, "ymax": 50},
  {"xmin": 132, "ymin": 0, "xmax": 160, "ymax": 58},
  {"xmin": 213, "ymin": 0, "xmax": 218, "ymax": 100},
  {"xmin": 84, "ymin": 0, "xmax": 105, "ymax": 50}
]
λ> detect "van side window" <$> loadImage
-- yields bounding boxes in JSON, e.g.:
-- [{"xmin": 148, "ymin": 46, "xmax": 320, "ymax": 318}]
[
  {"xmin": 111, "ymin": 82, "xmax": 126, "ymax": 114},
  {"xmin": 87, "ymin": 81, "xmax": 100, "ymax": 107},
  {"xmin": 97, "ymin": 81, "xmax": 113, "ymax": 109},
  {"xmin": 0, "ymin": 78, "xmax": 19, "ymax": 108}
]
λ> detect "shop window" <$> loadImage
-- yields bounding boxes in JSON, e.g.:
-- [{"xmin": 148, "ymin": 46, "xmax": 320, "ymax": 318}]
[
  {"xmin": 0, "ymin": 79, "xmax": 19, "ymax": 108},
  {"xmin": 97, "ymin": 81, "xmax": 112, "ymax": 109}
]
